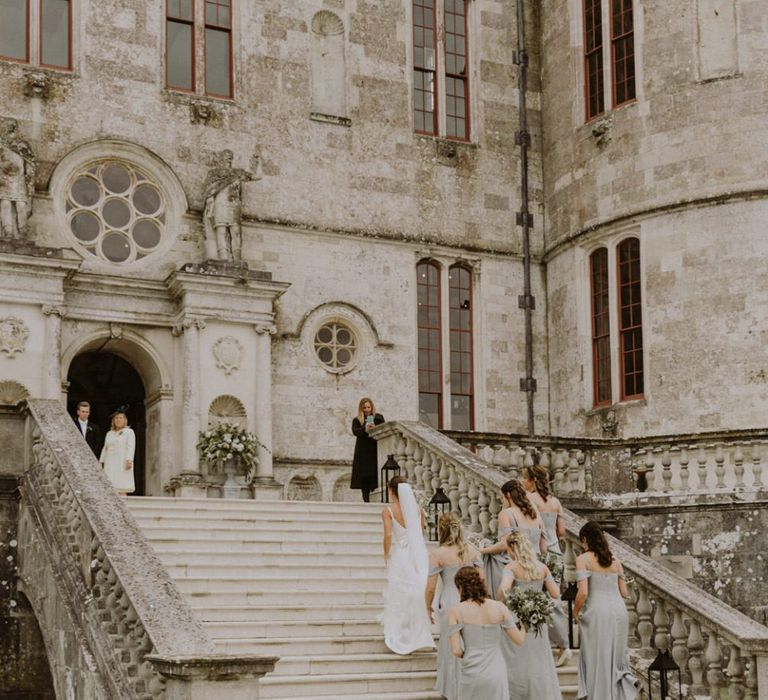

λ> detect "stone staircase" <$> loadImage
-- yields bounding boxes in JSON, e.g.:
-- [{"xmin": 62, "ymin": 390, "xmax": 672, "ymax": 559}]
[{"xmin": 129, "ymin": 497, "xmax": 578, "ymax": 699}]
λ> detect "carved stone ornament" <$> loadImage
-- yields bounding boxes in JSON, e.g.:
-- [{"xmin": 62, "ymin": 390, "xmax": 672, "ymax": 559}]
[
  {"xmin": 0, "ymin": 380, "xmax": 30, "ymax": 404},
  {"xmin": 213, "ymin": 336, "xmax": 243, "ymax": 375},
  {"xmin": 23, "ymin": 72, "xmax": 51, "ymax": 99},
  {"xmin": 0, "ymin": 317, "xmax": 29, "ymax": 357}
]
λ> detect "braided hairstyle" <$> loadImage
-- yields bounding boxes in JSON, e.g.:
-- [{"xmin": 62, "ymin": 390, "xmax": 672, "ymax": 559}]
[
  {"xmin": 501, "ymin": 479, "xmax": 537, "ymax": 520},
  {"xmin": 454, "ymin": 566, "xmax": 489, "ymax": 604},
  {"xmin": 579, "ymin": 520, "xmax": 614, "ymax": 568},
  {"xmin": 438, "ymin": 512, "xmax": 468, "ymax": 563},
  {"xmin": 523, "ymin": 465, "xmax": 551, "ymax": 500},
  {"xmin": 505, "ymin": 531, "xmax": 540, "ymax": 580}
]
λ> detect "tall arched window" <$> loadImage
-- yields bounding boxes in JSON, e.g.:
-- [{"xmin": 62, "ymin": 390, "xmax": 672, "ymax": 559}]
[
  {"xmin": 417, "ymin": 260, "xmax": 442, "ymax": 428},
  {"xmin": 617, "ymin": 237, "xmax": 643, "ymax": 399},
  {"xmin": 590, "ymin": 247, "xmax": 611, "ymax": 406},
  {"xmin": 449, "ymin": 264, "xmax": 473, "ymax": 429}
]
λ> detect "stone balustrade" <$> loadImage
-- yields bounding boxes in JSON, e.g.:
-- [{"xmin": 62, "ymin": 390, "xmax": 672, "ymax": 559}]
[
  {"xmin": 18, "ymin": 400, "xmax": 277, "ymax": 699},
  {"xmin": 445, "ymin": 428, "xmax": 768, "ymax": 499},
  {"xmin": 374, "ymin": 421, "xmax": 768, "ymax": 699}
]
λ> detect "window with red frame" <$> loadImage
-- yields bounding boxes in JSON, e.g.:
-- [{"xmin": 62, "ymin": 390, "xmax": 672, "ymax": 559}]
[
  {"xmin": 617, "ymin": 237, "xmax": 643, "ymax": 400},
  {"xmin": 590, "ymin": 248, "xmax": 611, "ymax": 406},
  {"xmin": 584, "ymin": 0, "xmax": 604, "ymax": 120},
  {"xmin": 417, "ymin": 260, "xmax": 442, "ymax": 428},
  {"xmin": 413, "ymin": 0, "xmax": 437, "ymax": 135},
  {"xmin": 204, "ymin": 0, "xmax": 232, "ymax": 98},
  {"xmin": 444, "ymin": 0, "xmax": 469, "ymax": 140},
  {"xmin": 611, "ymin": 0, "xmax": 635, "ymax": 106},
  {"xmin": 449, "ymin": 264, "xmax": 473, "ymax": 429},
  {"xmin": 167, "ymin": 0, "xmax": 195, "ymax": 91},
  {"xmin": 0, "ymin": 0, "xmax": 71, "ymax": 69}
]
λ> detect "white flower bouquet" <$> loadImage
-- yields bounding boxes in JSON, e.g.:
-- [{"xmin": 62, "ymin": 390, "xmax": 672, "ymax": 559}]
[
  {"xmin": 197, "ymin": 422, "xmax": 266, "ymax": 481},
  {"xmin": 538, "ymin": 551, "xmax": 565, "ymax": 582},
  {"xmin": 504, "ymin": 587, "xmax": 555, "ymax": 637}
]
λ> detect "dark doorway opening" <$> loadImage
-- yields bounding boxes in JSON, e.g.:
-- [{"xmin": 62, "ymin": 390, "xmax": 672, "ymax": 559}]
[{"xmin": 66, "ymin": 351, "xmax": 146, "ymax": 496}]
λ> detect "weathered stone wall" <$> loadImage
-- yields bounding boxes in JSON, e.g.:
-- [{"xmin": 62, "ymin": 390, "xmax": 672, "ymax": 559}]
[{"xmin": 540, "ymin": 0, "xmax": 768, "ymax": 437}]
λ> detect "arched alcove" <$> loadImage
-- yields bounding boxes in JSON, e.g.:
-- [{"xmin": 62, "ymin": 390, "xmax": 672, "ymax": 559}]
[{"xmin": 310, "ymin": 11, "xmax": 347, "ymax": 118}]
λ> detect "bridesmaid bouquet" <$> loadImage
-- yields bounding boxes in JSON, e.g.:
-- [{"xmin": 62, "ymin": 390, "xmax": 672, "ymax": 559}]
[
  {"xmin": 504, "ymin": 588, "xmax": 554, "ymax": 637},
  {"xmin": 538, "ymin": 552, "xmax": 564, "ymax": 582}
]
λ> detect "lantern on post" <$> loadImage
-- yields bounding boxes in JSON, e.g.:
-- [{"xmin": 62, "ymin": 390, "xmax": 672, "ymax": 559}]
[
  {"xmin": 380, "ymin": 454, "xmax": 401, "ymax": 503},
  {"xmin": 647, "ymin": 649, "xmax": 682, "ymax": 699},
  {"xmin": 428, "ymin": 487, "xmax": 451, "ymax": 541},
  {"xmin": 561, "ymin": 581, "xmax": 580, "ymax": 649}
]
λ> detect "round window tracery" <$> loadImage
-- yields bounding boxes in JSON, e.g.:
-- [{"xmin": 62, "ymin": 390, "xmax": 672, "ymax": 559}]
[
  {"xmin": 313, "ymin": 321, "xmax": 358, "ymax": 372},
  {"xmin": 65, "ymin": 161, "xmax": 167, "ymax": 264}
]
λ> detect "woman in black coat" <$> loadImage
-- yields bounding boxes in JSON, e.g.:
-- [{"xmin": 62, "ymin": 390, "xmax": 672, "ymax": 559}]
[{"xmin": 350, "ymin": 397, "xmax": 385, "ymax": 502}]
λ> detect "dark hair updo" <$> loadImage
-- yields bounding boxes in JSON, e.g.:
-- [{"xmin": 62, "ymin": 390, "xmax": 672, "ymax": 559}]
[
  {"xmin": 454, "ymin": 566, "xmax": 488, "ymax": 604},
  {"xmin": 522, "ymin": 464, "xmax": 551, "ymax": 500},
  {"xmin": 501, "ymin": 479, "xmax": 537, "ymax": 520},
  {"xmin": 579, "ymin": 520, "xmax": 614, "ymax": 568}
]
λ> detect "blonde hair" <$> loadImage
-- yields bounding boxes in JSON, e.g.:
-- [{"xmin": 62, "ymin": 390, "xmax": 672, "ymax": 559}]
[
  {"xmin": 356, "ymin": 397, "xmax": 376, "ymax": 424},
  {"xmin": 438, "ymin": 512, "xmax": 468, "ymax": 562},
  {"xmin": 110, "ymin": 412, "xmax": 128, "ymax": 431},
  {"xmin": 505, "ymin": 531, "xmax": 540, "ymax": 580}
]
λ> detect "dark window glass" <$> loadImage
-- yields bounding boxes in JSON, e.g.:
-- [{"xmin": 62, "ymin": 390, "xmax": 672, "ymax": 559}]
[
  {"xmin": 617, "ymin": 237, "xmax": 643, "ymax": 399},
  {"xmin": 449, "ymin": 264, "xmax": 473, "ymax": 428},
  {"xmin": 0, "ymin": 0, "xmax": 28, "ymax": 62},
  {"xmin": 417, "ymin": 259, "xmax": 442, "ymax": 428},
  {"xmin": 584, "ymin": 0, "xmax": 604, "ymax": 120},
  {"xmin": 205, "ymin": 0, "xmax": 232, "ymax": 97},
  {"xmin": 611, "ymin": 0, "xmax": 636, "ymax": 105},
  {"xmin": 444, "ymin": 0, "xmax": 468, "ymax": 139},
  {"xmin": 167, "ymin": 0, "xmax": 194, "ymax": 91},
  {"xmin": 590, "ymin": 248, "xmax": 611, "ymax": 405},
  {"xmin": 413, "ymin": 0, "xmax": 437, "ymax": 134},
  {"xmin": 40, "ymin": 0, "xmax": 70, "ymax": 68}
]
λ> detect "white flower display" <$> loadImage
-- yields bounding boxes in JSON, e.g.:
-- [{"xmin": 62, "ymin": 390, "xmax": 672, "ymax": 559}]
[{"xmin": 197, "ymin": 422, "xmax": 267, "ymax": 481}]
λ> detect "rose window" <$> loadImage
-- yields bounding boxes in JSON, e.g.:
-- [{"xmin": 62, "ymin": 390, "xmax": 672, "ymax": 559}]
[
  {"xmin": 66, "ymin": 161, "xmax": 166, "ymax": 263},
  {"xmin": 314, "ymin": 322, "xmax": 358, "ymax": 371}
]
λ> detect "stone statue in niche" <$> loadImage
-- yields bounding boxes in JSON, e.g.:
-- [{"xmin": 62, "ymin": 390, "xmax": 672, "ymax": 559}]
[
  {"xmin": 202, "ymin": 150, "xmax": 262, "ymax": 262},
  {"xmin": 0, "ymin": 119, "xmax": 35, "ymax": 240}
]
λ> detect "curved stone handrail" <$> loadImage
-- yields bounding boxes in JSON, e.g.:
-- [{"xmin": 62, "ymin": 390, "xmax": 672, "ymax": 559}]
[
  {"xmin": 374, "ymin": 420, "xmax": 768, "ymax": 698},
  {"xmin": 19, "ymin": 399, "xmax": 277, "ymax": 699}
]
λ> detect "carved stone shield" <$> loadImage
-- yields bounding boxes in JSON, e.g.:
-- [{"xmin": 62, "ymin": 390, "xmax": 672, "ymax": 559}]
[
  {"xmin": 0, "ymin": 317, "xmax": 29, "ymax": 357},
  {"xmin": 213, "ymin": 336, "xmax": 243, "ymax": 375}
]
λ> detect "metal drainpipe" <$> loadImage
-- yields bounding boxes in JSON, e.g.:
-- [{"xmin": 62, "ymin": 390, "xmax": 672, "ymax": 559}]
[{"xmin": 515, "ymin": 0, "xmax": 536, "ymax": 436}]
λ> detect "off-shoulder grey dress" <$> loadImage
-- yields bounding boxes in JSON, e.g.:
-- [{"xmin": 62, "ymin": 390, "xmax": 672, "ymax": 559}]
[
  {"xmin": 483, "ymin": 509, "xmax": 543, "ymax": 599},
  {"xmin": 450, "ymin": 620, "xmax": 515, "ymax": 700},
  {"xmin": 501, "ymin": 574, "xmax": 563, "ymax": 700},
  {"xmin": 576, "ymin": 570, "xmax": 639, "ymax": 700},
  {"xmin": 540, "ymin": 510, "xmax": 569, "ymax": 649},
  {"xmin": 431, "ymin": 560, "xmax": 481, "ymax": 700}
]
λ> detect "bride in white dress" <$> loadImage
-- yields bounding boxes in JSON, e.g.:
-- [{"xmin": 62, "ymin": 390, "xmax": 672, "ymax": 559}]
[{"xmin": 380, "ymin": 475, "xmax": 435, "ymax": 654}]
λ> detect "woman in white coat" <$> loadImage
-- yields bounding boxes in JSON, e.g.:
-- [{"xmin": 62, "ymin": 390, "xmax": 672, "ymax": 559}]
[{"xmin": 99, "ymin": 409, "xmax": 135, "ymax": 494}]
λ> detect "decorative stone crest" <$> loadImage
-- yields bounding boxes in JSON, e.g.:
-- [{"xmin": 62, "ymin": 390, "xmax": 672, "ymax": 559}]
[
  {"xmin": 190, "ymin": 99, "xmax": 218, "ymax": 125},
  {"xmin": 0, "ymin": 380, "xmax": 30, "ymax": 404},
  {"xmin": 213, "ymin": 336, "xmax": 243, "ymax": 375},
  {"xmin": 0, "ymin": 317, "xmax": 29, "ymax": 357},
  {"xmin": 23, "ymin": 72, "xmax": 51, "ymax": 99}
]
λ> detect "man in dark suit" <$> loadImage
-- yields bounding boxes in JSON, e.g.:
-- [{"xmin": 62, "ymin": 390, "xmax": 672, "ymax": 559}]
[{"xmin": 74, "ymin": 400, "xmax": 101, "ymax": 456}]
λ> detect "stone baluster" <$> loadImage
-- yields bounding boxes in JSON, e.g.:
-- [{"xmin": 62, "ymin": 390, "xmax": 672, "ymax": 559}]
[
  {"xmin": 697, "ymin": 444, "xmax": 709, "ymax": 490},
  {"xmin": 745, "ymin": 655, "xmax": 758, "ymax": 699},
  {"xmin": 751, "ymin": 443, "xmax": 764, "ymax": 491},
  {"xmin": 552, "ymin": 450, "xmax": 566, "ymax": 495},
  {"xmin": 687, "ymin": 619, "xmax": 707, "ymax": 695},
  {"xmin": 458, "ymin": 471, "xmax": 470, "ymax": 524},
  {"xmin": 477, "ymin": 483, "xmax": 490, "ymax": 536},
  {"xmin": 467, "ymin": 479, "xmax": 480, "ymax": 532},
  {"xmin": 403, "ymin": 439, "xmax": 416, "ymax": 482},
  {"xmin": 421, "ymin": 450, "xmax": 434, "ymax": 498},
  {"xmin": 436, "ymin": 457, "xmax": 449, "ymax": 495},
  {"xmin": 705, "ymin": 627, "xmax": 724, "ymax": 698},
  {"xmin": 447, "ymin": 464, "xmax": 460, "ymax": 514},
  {"xmin": 714, "ymin": 444, "xmax": 726, "ymax": 489},
  {"xmin": 679, "ymin": 446, "xmax": 690, "ymax": 491},
  {"xmin": 583, "ymin": 451, "xmax": 593, "ymax": 496},
  {"xmin": 539, "ymin": 448, "xmax": 551, "ymax": 480},
  {"xmin": 653, "ymin": 598, "xmax": 670, "ymax": 654},
  {"xmin": 727, "ymin": 645, "xmax": 746, "ymax": 700},
  {"xmin": 635, "ymin": 585, "xmax": 654, "ymax": 656},
  {"xmin": 412, "ymin": 444, "xmax": 424, "ymax": 489},
  {"xmin": 625, "ymin": 583, "xmax": 640, "ymax": 649},
  {"xmin": 495, "ymin": 444, "xmax": 513, "ymax": 472},
  {"xmin": 670, "ymin": 607, "xmax": 690, "ymax": 682},
  {"xmin": 487, "ymin": 491, "xmax": 501, "ymax": 538},
  {"xmin": 568, "ymin": 450, "xmax": 580, "ymax": 493},
  {"xmin": 563, "ymin": 539, "xmax": 578, "ymax": 583},
  {"xmin": 650, "ymin": 448, "xmax": 662, "ymax": 491},
  {"xmin": 734, "ymin": 444, "xmax": 746, "ymax": 490},
  {"xmin": 508, "ymin": 444, "xmax": 522, "ymax": 479},
  {"xmin": 523, "ymin": 447, "xmax": 535, "ymax": 473},
  {"xmin": 661, "ymin": 448, "xmax": 673, "ymax": 492}
]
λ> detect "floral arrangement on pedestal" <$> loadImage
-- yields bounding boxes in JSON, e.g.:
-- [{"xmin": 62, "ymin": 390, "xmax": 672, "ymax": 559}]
[{"xmin": 197, "ymin": 422, "xmax": 265, "ymax": 482}]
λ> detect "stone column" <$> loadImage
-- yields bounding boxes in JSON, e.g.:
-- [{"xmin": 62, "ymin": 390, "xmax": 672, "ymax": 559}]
[
  {"xmin": 252, "ymin": 324, "xmax": 281, "ymax": 499},
  {"xmin": 170, "ymin": 318, "xmax": 207, "ymax": 497},
  {"xmin": 42, "ymin": 305, "xmax": 65, "ymax": 402}
]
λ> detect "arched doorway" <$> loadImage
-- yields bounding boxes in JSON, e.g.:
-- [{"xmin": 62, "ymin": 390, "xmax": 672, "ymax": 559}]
[{"xmin": 66, "ymin": 351, "xmax": 147, "ymax": 496}]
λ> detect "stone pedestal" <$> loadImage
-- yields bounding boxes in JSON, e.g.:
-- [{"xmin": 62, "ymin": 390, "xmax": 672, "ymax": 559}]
[
  {"xmin": 249, "ymin": 476, "xmax": 283, "ymax": 500},
  {"xmin": 165, "ymin": 472, "xmax": 208, "ymax": 498}
]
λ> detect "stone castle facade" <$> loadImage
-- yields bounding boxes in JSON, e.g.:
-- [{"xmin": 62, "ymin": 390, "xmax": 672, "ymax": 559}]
[{"xmin": 0, "ymin": 0, "xmax": 765, "ymax": 500}]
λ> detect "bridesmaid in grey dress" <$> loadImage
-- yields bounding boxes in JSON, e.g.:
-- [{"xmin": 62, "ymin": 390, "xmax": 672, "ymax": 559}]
[
  {"xmin": 498, "ymin": 531, "xmax": 563, "ymax": 700},
  {"xmin": 574, "ymin": 521, "xmax": 639, "ymax": 700},
  {"xmin": 448, "ymin": 567, "xmax": 526, "ymax": 700},
  {"xmin": 522, "ymin": 465, "xmax": 571, "ymax": 664},
  {"xmin": 425, "ymin": 513, "xmax": 483, "ymax": 700},
  {"xmin": 480, "ymin": 479, "xmax": 546, "ymax": 596}
]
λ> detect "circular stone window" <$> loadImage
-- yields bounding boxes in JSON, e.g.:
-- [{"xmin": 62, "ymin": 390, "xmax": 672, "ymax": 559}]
[
  {"xmin": 313, "ymin": 321, "xmax": 359, "ymax": 373},
  {"xmin": 65, "ymin": 161, "xmax": 167, "ymax": 264}
]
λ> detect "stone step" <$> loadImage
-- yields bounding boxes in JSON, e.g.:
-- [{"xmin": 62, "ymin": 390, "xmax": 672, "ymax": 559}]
[
  {"xmin": 129, "ymin": 497, "xmax": 383, "ymax": 514},
  {"xmin": 163, "ymin": 562, "xmax": 386, "ymax": 579},
  {"xmin": 280, "ymin": 693, "xmax": 442, "ymax": 700},
  {"xmin": 174, "ymin": 574, "xmax": 382, "ymax": 593},
  {"xmin": 184, "ymin": 588, "xmax": 383, "ymax": 606},
  {"xmin": 154, "ymin": 550, "xmax": 386, "ymax": 567},
  {"xmin": 205, "ymin": 618, "xmax": 383, "ymax": 639},
  {"xmin": 145, "ymin": 539, "xmax": 383, "ymax": 555},
  {"xmin": 133, "ymin": 515, "xmax": 383, "ymax": 532},
  {"xmin": 212, "ymin": 635, "xmax": 399, "ymax": 656},
  {"xmin": 139, "ymin": 525, "xmax": 381, "ymax": 543},
  {"xmin": 194, "ymin": 604, "xmax": 382, "ymax": 622},
  {"xmin": 132, "ymin": 508, "xmax": 383, "ymax": 524},
  {"xmin": 258, "ymin": 670, "xmax": 437, "ymax": 698},
  {"xmin": 268, "ymin": 652, "xmax": 436, "ymax": 677}
]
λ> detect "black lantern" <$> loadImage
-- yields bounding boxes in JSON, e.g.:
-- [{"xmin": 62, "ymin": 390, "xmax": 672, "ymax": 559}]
[
  {"xmin": 428, "ymin": 487, "xmax": 451, "ymax": 541},
  {"xmin": 380, "ymin": 455, "xmax": 401, "ymax": 503},
  {"xmin": 561, "ymin": 582, "xmax": 580, "ymax": 649},
  {"xmin": 648, "ymin": 649, "xmax": 682, "ymax": 699}
]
